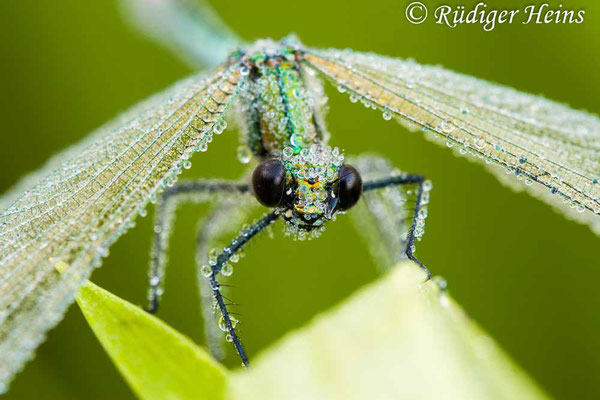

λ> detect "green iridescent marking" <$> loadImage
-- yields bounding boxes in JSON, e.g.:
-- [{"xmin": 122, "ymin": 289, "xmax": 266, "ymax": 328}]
[{"xmin": 241, "ymin": 49, "xmax": 321, "ymax": 157}]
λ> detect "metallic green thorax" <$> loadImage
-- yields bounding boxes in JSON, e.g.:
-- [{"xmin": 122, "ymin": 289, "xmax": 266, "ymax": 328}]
[
  {"xmin": 237, "ymin": 42, "xmax": 342, "ymax": 236},
  {"xmin": 240, "ymin": 47, "xmax": 324, "ymax": 158}
]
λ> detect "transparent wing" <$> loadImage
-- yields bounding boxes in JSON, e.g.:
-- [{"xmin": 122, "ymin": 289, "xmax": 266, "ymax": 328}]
[
  {"xmin": 120, "ymin": 0, "xmax": 243, "ymax": 68},
  {"xmin": 0, "ymin": 60, "xmax": 245, "ymax": 392},
  {"xmin": 302, "ymin": 48, "xmax": 600, "ymax": 234}
]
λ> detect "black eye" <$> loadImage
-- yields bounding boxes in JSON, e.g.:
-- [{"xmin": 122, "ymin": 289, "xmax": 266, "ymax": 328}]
[
  {"xmin": 337, "ymin": 164, "xmax": 362, "ymax": 210},
  {"xmin": 252, "ymin": 159, "xmax": 286, "ymax": 207}
]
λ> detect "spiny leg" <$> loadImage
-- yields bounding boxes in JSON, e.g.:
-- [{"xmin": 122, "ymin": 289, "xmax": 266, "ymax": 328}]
[
  {"xmin": 363, "ymin": 174, "xmax": 431, "ymax": 278},
  {"xmin": 350, "ymin": 155, "xmax": 432, "ymax": 278},
  {"xmin": 195, "ymin": 198, "xmax": 259, "ymax": 361},
  {"xmin": 146, "ymin": 180, "xmax": 250, "ymax": 313},
  {"xmin": 208, "ymin": 211, "xmax": 279, "ymax": 366}
]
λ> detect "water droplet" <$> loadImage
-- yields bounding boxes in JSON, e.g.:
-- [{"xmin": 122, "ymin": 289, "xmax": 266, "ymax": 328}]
[
  {"xmin": 98, "ymin": 246, "xmax": 109, "ymax": 258},
  {"xmin": 214, "ymin": 120, "xmax": 227, "ymax": 134},
  {"xmin": 518, "ymin": 156, "xmax": 527, "ymax": 165},
  {"xmin": 200, "ymin": 265, "xmax": 212, "ymax": 277},
  {"xmin": 283, "ymin": 146, "xmax": 293, "ymax": 159},
  {"xmin": 221, "ymin": 263, "xmax": 234, "ymax": 277},
  {"xmin": 440, "ymin": 120, "xmax": 455, "ymax": 133},
  {"xmin": 183, "ymin": 160, "xmax": 192, "ymax": 169},
  {"xmin": 290, "ymin": 133, "xmax": 304, "ymax": 148},
  {"xmin": 382, "ymin": 111, "xmax": 392, "ymax": 121},
  {"xmin": 473, "ymin": 137, "xmax": 486, "ymax": 150},
  {"xmin": 432, "ymin": 276, "xmax": 447, "ymax": 291},
  {"xmin": 225, "ymin": 334, "xmax": 234, "ymax": 343},
  {"xmin": 150, "ymin": 276, "xmax": 160, "ymax": 286},
  {"xmin": 218, "ymin": 316, "xmax": 228, "ymax": 332},
  {"xmin": 236, "ymin": 145, "xmax": 252, "ymax": 164},
  {"xmin": 219, "ymin": 315, "xmax": 238, "ymax": 332}
]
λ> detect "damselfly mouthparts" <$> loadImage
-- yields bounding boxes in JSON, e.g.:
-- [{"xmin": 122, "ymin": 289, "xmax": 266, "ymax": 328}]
[{"xmin": 1, "ymin": 0, "xmax": 599, "ymax": 392}]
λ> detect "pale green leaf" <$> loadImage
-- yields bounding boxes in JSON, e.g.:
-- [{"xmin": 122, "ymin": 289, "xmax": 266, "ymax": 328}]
[
  {"xmin": 227, "ymin": 262, "xmax": 550, "ymax": 400},
  {"xmin": 74, "ymin": 278, "xmax": 227, "ymax": 400},
  {"xmin": 71, "ymin": 261, "xmax": 549, "ymax": 400}
]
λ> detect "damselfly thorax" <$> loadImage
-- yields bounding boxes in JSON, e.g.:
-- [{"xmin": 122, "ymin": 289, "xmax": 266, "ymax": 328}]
[
  {"xmin": 234, "ymin": 41, "xmax": 361, "ymax": 235},
  {"xmin": 239, "ymin": 44, "xmax": 326, "ymax": 157}
]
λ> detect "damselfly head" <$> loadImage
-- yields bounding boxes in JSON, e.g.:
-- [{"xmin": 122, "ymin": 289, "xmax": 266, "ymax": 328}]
[{"xmin": 251, "ymin": 145, "xmax": 362, "ymax": 239}]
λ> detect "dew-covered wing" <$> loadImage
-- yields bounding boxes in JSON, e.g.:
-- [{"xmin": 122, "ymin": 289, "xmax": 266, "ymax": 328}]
[
  {"xmin": 302, "ymin": 48, "xmax": 600, "ymax": 234},
  {"xmin": 0, "ymin": 61, "xmax": 244, "ymax": 392}
]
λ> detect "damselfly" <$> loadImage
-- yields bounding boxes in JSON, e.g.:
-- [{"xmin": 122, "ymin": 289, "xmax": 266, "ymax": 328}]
[{"xmin": 1, "ymin": 0, "xmax": 599, "ymax": 391}]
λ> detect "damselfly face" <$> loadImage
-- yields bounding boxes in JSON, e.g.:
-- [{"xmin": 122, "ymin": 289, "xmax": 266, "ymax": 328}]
[{"xmin": 251, "ymin": 145, "xmax": 362, "ymax": 238}]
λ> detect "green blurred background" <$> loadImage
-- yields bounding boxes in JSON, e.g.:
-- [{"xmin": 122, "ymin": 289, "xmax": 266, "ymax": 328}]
[{"xmin": 1, "ymin": 0, "xmax": 599, "ymax": 398}]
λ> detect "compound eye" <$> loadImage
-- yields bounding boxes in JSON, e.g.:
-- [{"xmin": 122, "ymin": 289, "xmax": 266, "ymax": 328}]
[
  {"xmin": 337, "ymin": 164, "xmax": 362, "ymax": 210},
  {"xmin": 252, "ymin": 159, "xmax": 286, "ymax": 207}
]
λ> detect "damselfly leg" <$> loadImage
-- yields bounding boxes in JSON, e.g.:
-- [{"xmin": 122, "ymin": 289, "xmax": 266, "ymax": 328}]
[
  {"xmin": 146, "ymin": 178, "xmax": 277, "ymax": 365},
  {"xmin": 195, "ymin": 195, "xmax": 259, "ymax": 360},
  {"xmin": 146, "ymin": 180, "xmax": 251, "ymax": 313},
  {"xmin": 363, "ymin": 174, "xmax": 431, "ymax": 280},
  {"xmin": 208, "ymin": 211, "xmax": 279, "ymax": 366},
  {"xmin": 349, "ymin": 155, "xmax": 432, "ymax": 279}
]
